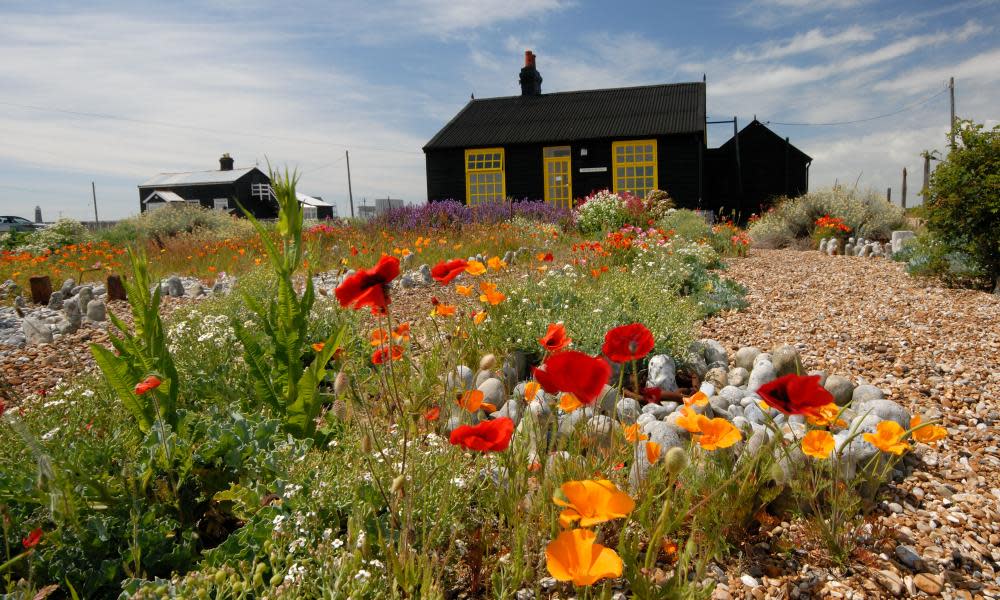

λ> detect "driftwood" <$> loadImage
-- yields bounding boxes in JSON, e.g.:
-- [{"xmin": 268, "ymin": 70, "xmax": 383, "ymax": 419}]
[
  {"xmin": 29, "ymin": 276, "xmax": 52, "ymax": 305},
  {"xmin": 106, "ymin": 275, "xmax": 127, "ymax": 301}
]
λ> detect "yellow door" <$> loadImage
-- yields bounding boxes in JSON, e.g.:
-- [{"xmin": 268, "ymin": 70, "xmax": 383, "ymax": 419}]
[{"xmin": 543, "ymin": 146, "xmax": 572, "ymax": 209}]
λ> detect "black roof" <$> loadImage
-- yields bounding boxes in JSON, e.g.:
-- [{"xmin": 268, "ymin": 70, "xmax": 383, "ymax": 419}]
[
  {"xmin": 424, "ymin": 82, "xmax": 706, "ymax": 151},
  {"xmin": 720, "ymin": 119, "xmax": 812, "ymax": 162}
]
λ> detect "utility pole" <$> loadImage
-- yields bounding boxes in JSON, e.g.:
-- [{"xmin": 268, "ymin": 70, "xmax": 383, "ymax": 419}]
[
  {"xmin": 91, "ymin": 181, "xmax": 99, "ymax": 225},
  {"xmin": 886, "ymin": 187, "xmax": 891, "ymax": 204},
  {"xmin": 921, "ymin": 150, "xmax": 935, "ymax": 205},
  {"xmin": 901, "ymin": 167, "xmax": 907, "ymax": 210},
  {"xmin": 949, "ymin": 77, "xmax": 956, "ymax": 150},
  {"xmin": 345, "ymin": 150, "xmax": 355, "ymax": 219}
]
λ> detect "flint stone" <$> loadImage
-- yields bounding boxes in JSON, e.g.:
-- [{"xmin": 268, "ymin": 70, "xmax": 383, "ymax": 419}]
[
  {"xmin": 771, "ymin": 345, "xmax": 803, "ymax": 378},
  {"xmin": 59, "ymin": 278, "xmax": 75, "ymax": 296},
  {"xmin": 641, "ymin": 403, "xmax": 671, "ymax": 419},
  {"xmin": 477, "ymin": 378, "xmax": 506, "ymax": 411},
  {"xmin": 700, "ymin": 339, "xmax": 728, "ymax": 365},
  {"xmin": 447, "ymin": 365, "xmax": 474, "ymax": 391},
  {"xmin": 744, "ymin": 401, "xmax": 767, "ymax": 425},
  {"xmin": 891, "ymin": 231, "xmax": 915, "ymax": 255},
  {"xmin": 685, "ymin": 350, "xmax": 709, "ymax": 378},
  {"xmin": 85, "ymin": 300, "xmax": 106, "ymax": 321},
  {"xmin": 704, "ymin": 366, "xmax": 728, "ymax": 389},
  {"xmin": 852, "ymin": 384, "xmax": 885, "ymax": 404},
  {"xmin": 646, "ymin": 421, "xmax": 687, "ymax": 451},
  {"xmin": 586, "ymin": 415, "xmax": 614, "ymax": 447},
  {"xmin": 827, "ymin": 239, "xmax": 839, "ymax": 255},
  {"xmin": 597, "ymin": 385, "xmax": 619, "ymax": 415},
  {"xmin": 527, "ymin": 399, "xmax": 552, "ymax": 422},
  {"xmin": 824, "ymin": 374, "xmax": 854, "ymax": 406},
  {"xmin": 818, "ymin": 239, "xmax": 828, "ymax": 253},
  {"xmin": 47, "ymin": 291, "xmax": 64, "ymax": 310},
  {"xmin": 709, "ymin": 395, "xmax": 731, "ymax": 417},
  {"xmin": 492, "ymin": 399, "xmax": 521, "ymax": 427},
  {"xmin": 854, "ymin": 399, "xmax": 910, "ymax": 429},
  {"xmin": 557, "ymin": 410, "xmax": 587, "ymax": 438},
  {"xmin": 808, "ymin": 370, "xmax": 827, "ymax": 386},
  {"xmin": 727, "ymin": 367, "xmax": 749, "ymax": 387},
  {"xmin": 474, "ymin": 369, "xmax": 493, "ymax": 388},
  {"xmin": 734, "ymin": 346, "xmax": 760, "ymax": 371},
  {"xmin": 646, "ymin": 355, "xmax": 678, "ymax": 393},
  {"xmin": 747, "ymin": 360, "xmax": 777, "ymax": 392},
  {"xmin": 636, "ymin": 413, "xmax": 658, "ymax": 428},
  {"xmin": 616, "ymin": 398, "xmax": 640, "ymax": 424},
  {"xmin": 23, "ymin": 317, "xmax": 53, "ymax": 345},
  {"xmin": 164, "ymin": 276, "xmax": 185, "ymax": 297},
  {"xmin": 77, "ymin": 286, "xmax": 93, "ymax": 310},
  {"xmin": 720, "ymin": 385, "xmax": 743, "ymax": 404},
  {"xmin": 837, "ymin": 414, "xmax": 883, "ymax": 466}
]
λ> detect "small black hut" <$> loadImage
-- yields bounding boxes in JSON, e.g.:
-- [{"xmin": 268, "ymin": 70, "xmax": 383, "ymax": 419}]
[
  {"xmin": 424, "ymin": 51, "xmax": 707, "ymax": 208},
  {"xmin": 138, "ymin": 154, "xmax": 277, "ymax": 217}
]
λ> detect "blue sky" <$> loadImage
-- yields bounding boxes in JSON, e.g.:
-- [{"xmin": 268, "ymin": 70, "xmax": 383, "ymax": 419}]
[{"xmin": 0, "ymin": 0, "xmax": 997, "ymax": 220}]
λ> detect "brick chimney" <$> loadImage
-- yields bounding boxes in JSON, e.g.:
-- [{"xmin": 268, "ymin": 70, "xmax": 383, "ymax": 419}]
[
  {"xmin": 219, "ymin": 153, "xmax": 234, "ymax": 171},
  {"xmin": 519, "ymin": 50, "xmax": 542, "ymax": 96}
]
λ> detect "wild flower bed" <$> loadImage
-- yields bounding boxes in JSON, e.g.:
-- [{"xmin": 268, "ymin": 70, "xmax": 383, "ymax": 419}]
[{"xmin": 0, "ymin": 174, "xmax": 945, "ymax": 598}]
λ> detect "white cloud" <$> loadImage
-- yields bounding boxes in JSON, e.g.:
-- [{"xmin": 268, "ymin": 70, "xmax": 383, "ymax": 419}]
[
  {"xmin": 874, "ymin": 47, "xmax": 1000, "ymax": 94},
  {"xmin": 733, "ymin": 26, "xmax": 875, "ymax": 61}
]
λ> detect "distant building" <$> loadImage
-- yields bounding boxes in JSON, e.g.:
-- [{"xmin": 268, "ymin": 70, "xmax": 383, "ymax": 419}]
[
  {"xmin": 138, "ymin": 154, "xmax": 277, "ymax": 218},
  {"xmin": 296, "ymin": 193, "xmax": 337, "ymax": 220},
  {"xmin": 357, "ymin": 205, "xmax": 377, "ymax": 220},
  {"xmin": 34, "ymin": 206, "xmax": 42, "ymax": 223},
  {"xmin": 375, "ymin": 198, "xmax": 404, "ymax": 214}
]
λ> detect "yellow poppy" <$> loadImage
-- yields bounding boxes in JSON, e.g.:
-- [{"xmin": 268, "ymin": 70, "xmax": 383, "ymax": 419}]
[
  {"xmin": 683, "ymin": 390, "xmax": 709, "ymax": 407},
  {"xmin": 805, "ymin": 403, "xmax": 847, "ymax": 428},
  {"xmin": 433, "ymin": 303, "xmax": 457, "ymax": 317},
  {"xmin": 479, "ymin": 281, "xmax": 506, "ymax": 305},
  {"xmin": 553, "ymin": 479, "xmax": 635, "ymax": 528},
  {"xmin": 545, "ymin": 528, "xmax": 623, "ymax": 586},
  {"xmin": 370, "ymin": 329, "xmax": 389, "ymax": 347}
]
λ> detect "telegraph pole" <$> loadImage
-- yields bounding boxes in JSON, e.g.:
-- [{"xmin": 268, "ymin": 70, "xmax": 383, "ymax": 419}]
[
  {"xmin": 901, "ymin": 167, "xmax": 907, "ymax": 210},
  {"xmin": 91, "ymin": 181, "xmax": 99, "ymax": 225},
  {"xmin": 345, "ymin": 150, "xmax": 355, "ymax": 219},
  {"xmin": 949, "ymin": 77, "xmax": 956, "ymax": 150}
]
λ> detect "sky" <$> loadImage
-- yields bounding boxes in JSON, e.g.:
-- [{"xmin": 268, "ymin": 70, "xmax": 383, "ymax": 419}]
[{"xmin": 0, "ymin": 0, "xmax": 997, "ymax": 220}]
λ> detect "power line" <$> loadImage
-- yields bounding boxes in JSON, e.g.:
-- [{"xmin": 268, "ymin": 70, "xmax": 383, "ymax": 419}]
[
  {"xmin": 763, "ymin": 86, "xmax": 949, "ymax": 127},
  {"xmin": 0, "ymin": 99, "xmax": 424, "ymax": 155}
]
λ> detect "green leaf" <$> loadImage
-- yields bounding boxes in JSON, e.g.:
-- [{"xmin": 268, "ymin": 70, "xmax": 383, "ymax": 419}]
[
  {"xmin": 90, "ymin": 344, "xmax": 154, "ymax": 432},
  {"xmin": 286, "ymin": 325, "xmax": 345, "ymax": 438}
]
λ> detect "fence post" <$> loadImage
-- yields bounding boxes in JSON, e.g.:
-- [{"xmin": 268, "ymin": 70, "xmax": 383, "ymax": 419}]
[
  {"xmin": 29, "ymin": 276, "xmax": 53, "ymax": 305},
  {"xmin": 106, "ymin": 275, "xmax": 127, "ymax": 301}
]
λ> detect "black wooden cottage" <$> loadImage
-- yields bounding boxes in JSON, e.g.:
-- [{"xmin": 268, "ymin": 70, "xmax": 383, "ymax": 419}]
[
  {"xmin": 424, "ymin": 51, "xmax": 811, "ymax": 216},
  {"xmin": 705, "ymin": 119, "xmax": 812, "ymax": 216},
  {"xmin": 138, "ymin": 154, "xmax": 280, "ymax": 218}
]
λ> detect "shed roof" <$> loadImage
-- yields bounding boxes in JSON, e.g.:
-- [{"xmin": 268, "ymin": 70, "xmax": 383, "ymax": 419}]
[
  {"xmin": 142, "ymin": 190, "xmax": 187, "ymax": 204},
  {"xmin": 424, "ymin": 82, "xmax": 706, "ymax": 150},
  {"xmin": 139, "ymin": 166, "xmax": 264, "ymax": 188},
  {"xmin": 296, "ymin": 192, "xmax": 333, "ymax": 207},
  {"xmin": 720, "ymin": 119, "xmax": 812, "ymax": 162}
]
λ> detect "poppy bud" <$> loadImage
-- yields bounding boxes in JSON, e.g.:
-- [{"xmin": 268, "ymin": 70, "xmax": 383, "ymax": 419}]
[
  {"xmin": 664, "ymin": 447, "xmax": 688, "ymax": 475},
  {"xmin": 334, "ymin": 371, "xmax": 348, "ymax": 396},
  {"xmin": 391, "ymin": 474, "xmax": 405, "ymax": 496},
  {"xmin": 479, "ymin": 354, "xmax": 496, "ymax": 370}
]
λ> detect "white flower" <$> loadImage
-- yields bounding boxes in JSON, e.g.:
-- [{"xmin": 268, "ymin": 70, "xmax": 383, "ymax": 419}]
[
  {"xmin": 355, "ymin": 569, "xmax": 371, "ymax": 580},
  {"xmin": 41, "ymin": 427, "xmax": 60, "ymax": 441},
  {"xmin": 332, "ymin": 538, "xmax": 344, "ymax": 549}
]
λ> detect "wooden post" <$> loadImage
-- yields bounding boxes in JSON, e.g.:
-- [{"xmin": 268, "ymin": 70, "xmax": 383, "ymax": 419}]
[
  {"xmin": 29, "ymin": 276, "xmax": 52, "ymax": 305},
  {"xmin": 923, "ymin": 153, "xmax": 931, "ymax": 205},
  {"xmin": 901, "ymin": 167, "xmax": 907, "ymax": 209},
  {"xmin": 886, "ymin": 187, "xmax": 891, "ymax": 204},
  {"xmin": 106, "ymin": 275, "xmax": 127, "ymax": 301},
  {"xmin": 346, "ymin": 150, "xmax": 355, "ymax": 219},
  {"xmin": 949, "ymin": 77, "xmax": 956, "ymax": 150}
]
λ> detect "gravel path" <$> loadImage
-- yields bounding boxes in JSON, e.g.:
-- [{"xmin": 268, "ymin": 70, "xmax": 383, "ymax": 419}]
[{"xmin": 701, "ymin": 249, "xmax": 1000, "ymax": 599}]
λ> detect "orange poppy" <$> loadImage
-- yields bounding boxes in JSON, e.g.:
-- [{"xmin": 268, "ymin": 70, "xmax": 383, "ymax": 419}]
[
  {"xmin": 472, "ymin": 310, "xmax": 487, "ymax": 325},
  {"xmin": 559, "ymin": 393, "xmax": 583, "ymax": 413},
  {"xmin": 804, "ymin": 403, "xmax": 846, "ymax": 428},
  {"xmin": 538, "ymin": 322, "xmax": 571, "ymax": 353},
  {"xmin": 455, "ymin": 284, "xmax": 474, "ymax": 297},
  {"xmin": 683, "ymin": 390, "xmax": 709, "ymax": 407},
  {"xmin": 433, "ymin": 303, "xmax": 457, "ymax": 317},
  {"xmin": 370, "ymin": 329, "xmax": 389, "ymax": 346},
  {"xmin": 553, "ymin": 479, "xmax": 635, "ymax": 528},
  {"xmin": 487, "ymin": 256, "xmax": 507, "ymax": 270},
  {"xmin": 623, "ymin": 423, "xmax": 648, "ymax": 443},
  {"xmin": 465, "ymin": 261, "xmax": 486, "ymax": 276},
  {"xmin": 311, "ymin": 342, "xmax": 326, "ymax": 352},
  {"xmin": 458, "ymin": 390, "xmax": 484, "ymax": 412},
  {"xmin": 863, "ymin": 421, "xmax": 910, "ymax": 455},
  {"xmin": 645, "ymin": 441, "xmax": 661, "ymax": 464},
  {"xmin": 675, "ymin": 405, "xmax": 701, "ymax": 433},
  {"xmin": 801, "ymin": 429, "xmax": 835, "ymax": 459},
  {"xmin": 424, "ymin": 406, "xmax": 441, "ymax": 421},
  {"xmin": 479, "ymin": 282, "xmax": 505, "ymax": 305},
  {"xmin": 545, "ymin": 528, "xmax": 623, "ymax": 587},
  {"xmin": 910, "ymin": 415, "xmax": 947, "ymax": 444},
  {"xmin": 524, "ymin": 381, "xmax": 541, "ymax": 402},
  {"xmin": 694, "ymin": 416, "xmax": 741, "ymax": 450},
  {"xmin": 371, "ymin": 345, "xmax": 404, "ymax": 365},
  {"xmin": 392, "ymin": 322, "xmax": 410, "ymax": 342}
]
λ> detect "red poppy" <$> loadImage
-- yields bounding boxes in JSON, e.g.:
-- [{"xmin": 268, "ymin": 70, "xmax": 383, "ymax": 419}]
[
  {"xmin": 538, "ymin": 323, "xmax": 571, "ymax": 352},
  {"xmin": 0, "ymin": 398, "xmax": 6, "ymax": 418},
  {"xmin": 532, "ymin": 351, "xmax": 611, "ymax": 406},
  {"xmin": 22, "ymin": 528, "xmax": 42, "ymax": 549},
  {"xmin": 371, "ymin": 345, "xmax": 404, "ymax": 365},
  {"xmin": 641, "ymin": 387, "xmax": 662, "ymax": 404},
  {"xmin": 424, "ymin": 406, "xmax": 441, "ymax": 421},
  {"xmin": 602, "ymin": 323, "xmax": 655, "ymax": 363},
  {"xmin": 757, "ymin": 374, "xmax": 834, "ymax": 416},
  {"xmin": 542, "ymin": 252, "xmax": 554, "ymax": 262},
  {"xmin": 431, "ymin": 259, "xmax": 468, "ymax": 284},
  {"xmin": 335, "ymin": 255, "xmax": 400, "ymax": 314},
  {"xmin": 449, "ymin": 417, "xmax": 515, "ymax": 452},
  {"xmin": 134, "ymin": 375, "xmax": 162, "ymax": 395}
]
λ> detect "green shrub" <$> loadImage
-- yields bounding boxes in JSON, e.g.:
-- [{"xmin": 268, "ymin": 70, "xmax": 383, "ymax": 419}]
[
  {"xmin": 896, "ymin": 231, "xmax": 988, "ymax": 288},
  {"xmin": 657, "ymin": 209, "xmax": 711, "ymax": 242},
  {"xmin": 19, "ymin": 218, "xmax": 90, "ymax": 252},
  {"xmin": 923, "ymin": 120, "xmax": 1000, "ymax": 292},
  {"xmin": 99, "ymin": 205, "xmax": 256, "ymax": 245},
  {"xmin": 748, "ymin": 187, "xmax": 905, "ymax": 247},
  {"xmin": 574, "ymin": 189, "xmax": 627, "ymax": 233}
]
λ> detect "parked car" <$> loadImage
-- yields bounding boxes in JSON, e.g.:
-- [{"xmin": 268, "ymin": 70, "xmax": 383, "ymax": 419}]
[{"xmin": 0, "ymin": 216, "xmax": 42, "ymax": 233}]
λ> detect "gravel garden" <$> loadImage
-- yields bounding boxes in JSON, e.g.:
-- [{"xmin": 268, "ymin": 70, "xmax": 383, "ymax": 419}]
[{"xmin": 0, "ymin": 135, "xmax": 997, "ymax": 599}]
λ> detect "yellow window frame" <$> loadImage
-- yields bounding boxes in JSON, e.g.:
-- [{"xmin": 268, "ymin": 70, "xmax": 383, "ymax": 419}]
[
  {"xmin": 464, "ymin": 147, "xmax": 506, "ymax": 205},
  {"xmin": 542, "ymin": 146, "xmax": 573, "ymax": 209},
  {"xmin": 612, "ymin": 139, "xmax": 658, "ymax": 198}
]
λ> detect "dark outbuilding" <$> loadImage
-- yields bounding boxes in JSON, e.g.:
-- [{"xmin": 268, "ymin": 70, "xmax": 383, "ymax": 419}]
[{"xmin": 138, "ymin": 154, "xmax": 278, "ymax": 218}]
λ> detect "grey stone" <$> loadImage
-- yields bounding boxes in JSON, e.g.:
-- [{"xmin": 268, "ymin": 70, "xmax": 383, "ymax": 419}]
[
  {"xmin": 891, "ymin": 230, "xmax": 915, "ymax": 255},
  {"xmin": 447, "ymin": 365, "xmax": 474, "ymax": 391},
  {"xmin": 77, "ymin": 286, "xmax": 93, "ymax": 310},
  {"xmin": 641, "ymin": 403, "xmax": 671, "ymax": 419},
  {"xmin": 59, "ymin": 278, "xmax": 75, "ymax": 296},
  {"xmin": 744, "ymin": 400, "xmax": 768, "ymax": 425},
  {"xmin": 418, "ymin": 264, "xmax": 433, "ymax": 284},
  {"xmin": 746, "ymin": 360, "xmax": 777, "ymax": 392},
  {"xmin": 646, "ymin": 421, "xmax": 687, "ymax": 451},
  {"xmin": 474, "ymin": 369, "xmax": 493, "ymax": 388},
  {"xmin": 164, "ymin": 276, "xmax": 185, "ymax": 297},
  {"xmin": 700, "ymin": 339, "xmax": 728, "ymax": 365},
  {"xmin": 824, "ymin": 374, "xmax": 854, "ymax": 406},
  {"xmin": 186, "ymin": 282, "xmax": 206, "ymax": 297},
  {"xmin": 22, "ymin": 317, "xmax": 53, "ymax": 345},
  {"xmin": 895, "ymin": 544, "xmax": 923, "ymax": 571},
  {"xmin": 636, "ymin": 413, "xmax": 658, "ymax": 428},
  {"xmin": 826, "ymin": 238, "xmax": 839, "ymax": 255},
  {"xmin": 492, "ymin": 399, "xmax": 521, "ymax": 427},
  {"xmin": 854, "ymin": 398, "xmax": 911, "ymax": 429},
  {"xmin": 808, "ymin": 370, "xmax": 827, "ymax": 386},
  {"xmin": 720, "ymin": 385, "xmax": 744, "ymax": 404},
  {"xmin": 47, "ymin": 291, "xmax": 64, "ymax": 310},
  {"xmin": 646, "ymin": 354, "xmax": 678, "ymax": 393},
  {"xmin": 727, "ymin": 367, "xmax": 749, "ymax": 387},
  {"xmin": 659, "ymin": 401, "xmax": 679, "ymax": 414},
  {"xmin": 852, "ymin": 384, "xmax": 885, "ymax": 404},
  {"xmin": 85, "ymin": 300, "xmax": 106, "ymax": 321},
  {"xmin": 734, "ymin": 346, "xmax": 760, "ymax": 371},
  {"xmin": 616, "ymin": 398, "xmax": 640, "ymax": 424},
  {"xmin": 818, "ymin": 238, "xmax": 828, "ymax": 253},
  {"xmin": 704, "ymin": 366, "xmax": 728, "ymax": 389},
  {"xmin": 837, "ymin": 414, "xmax": 883, "ymax": 468},
  {"xmin": 771, "ymin": 345, "xmax": 803, "ymax": 377},
  {"xmin": 586, "ymin": 415, "xmax": 614, "ymax": 448},
  {"xmin": 557, "ymin": 410, "xmax": 587, "ymax": 439},
  {"xmin": 709, "ymin": 395, "xmax": 732, "ymax": 417},
  {"xmin": 477, "ymin": 377, "xmax": 506, "ymax": 411},
  {"xmin": 685, "ymin": 349, "xmax": 709, "ymax": 378},
  {"xmin": 597, "ymin": 385, "xmax": 619, "ymax": 415}
]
